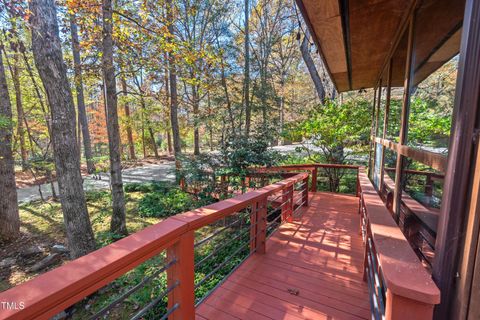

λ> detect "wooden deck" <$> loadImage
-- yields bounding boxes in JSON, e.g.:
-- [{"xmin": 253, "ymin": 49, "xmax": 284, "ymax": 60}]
[{"xmin": 196, "ymin": 192, "xmax": 370, "ymax": 320}]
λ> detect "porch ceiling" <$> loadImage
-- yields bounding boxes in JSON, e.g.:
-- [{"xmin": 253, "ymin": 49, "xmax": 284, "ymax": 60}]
[{"xmin": 296, "ymin": 0, "xmax": 465, "ymax": 92}]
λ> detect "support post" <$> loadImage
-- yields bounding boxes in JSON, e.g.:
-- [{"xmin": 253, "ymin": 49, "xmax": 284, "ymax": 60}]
[
  {"xmin": 311, "ymin": 167, "xmax": 318, "ymax": 192},
  {"xmin": 255, "ymin": 198, "xmax": 267, "ymax": 254},
  {"xmin": 385, "ymin": 290, "xmax": 435, "ymax": 320},
  {"xmin": 302, "ymin": 176, "xmax": 309, "ymax": 207},
  {"xmin": 380, "ymin": 59, "xmax": 393, "ymax": 193},
  {"xmin": 433, "ymin": 0, "xmax": 480, "ymax": 318},
  {"xmin": 250, "ymin": 202, "xmax": 258, "ymax": 252},
  {"xmin": 393, "ymin": 15, "xmax": 416, "ymax": 221},
  {"xmin": 167, "ymin": 231, "xmax": 195, "ymax": 320},
  {"xmin": 281, "ymin": 183, "xmax": 293, "ymax": 222}
]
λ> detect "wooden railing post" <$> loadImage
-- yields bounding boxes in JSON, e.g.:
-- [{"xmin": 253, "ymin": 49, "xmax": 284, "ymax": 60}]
[
  {"xmin": 250, "ymin": 202, "xmax": 258, "ymax": 252},
  {"xmin": 167, "ymin": 231, "xmax": 195, "ymax": 320},
  {"xmin": 255, "ymin": 198, "xmax": 267, "ymax": 254},
  {"xmin": 356, "ymin": 170, "xmax": 360, "ymax": 197},
  {"xmin": 302, "ymin": 176, "xmax": 309, "ymax": 206},
  {"xmin": 282, "ymin": 183, "xmax": 294, "ymax": 222},
  {"xmin": 425, "ymin": 174, "xmax": 433, "ymax": 198},
  {"xmin": 311, "ymin": 167, "xmax": 318, "ymax": 192},
  {"xmin": 386, "ymin": 290, "xmax": 435, "ymax": 320}
]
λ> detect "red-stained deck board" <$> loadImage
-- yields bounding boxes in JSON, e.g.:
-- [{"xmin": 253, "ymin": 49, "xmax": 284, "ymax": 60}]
[{"xmin": 196, "ymin": 192, "xmax": 369, "ymax": 320}]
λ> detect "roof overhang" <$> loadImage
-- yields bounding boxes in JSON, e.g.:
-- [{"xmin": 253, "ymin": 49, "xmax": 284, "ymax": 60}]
[{"xmin": 296, "ymin": 0, "xmax": 465, "ymax": 92}]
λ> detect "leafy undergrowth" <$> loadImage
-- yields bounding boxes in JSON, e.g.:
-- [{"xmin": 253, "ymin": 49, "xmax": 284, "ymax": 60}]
[
  {"xmin": 1, "ymin": 181, "xmax": 267, "ymax": 319},
  {"xmin": 0, "ymin": 181, "xmax": 216, "ymax": 292},
  {"xmin": 72, "ymin": 216, "xmax": 252, "ymax": 319}
]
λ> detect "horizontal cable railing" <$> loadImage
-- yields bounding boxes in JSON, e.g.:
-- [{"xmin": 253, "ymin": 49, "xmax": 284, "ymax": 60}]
[
  {"xmin": 251, "ymin": 163, "xmax": 361, "ymax": 195},
  {"xmin": 0, "ymin": 172, "xmax": 309, "ymax": 320}
]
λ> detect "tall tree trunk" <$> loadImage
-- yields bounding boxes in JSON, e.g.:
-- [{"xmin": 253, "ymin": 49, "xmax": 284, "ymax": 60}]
[
  {"xmin": 244, "ymin": 0, "xmax": 251, "ymax": 136},
  {"xmin": 167, "ymin": 131, "xmax": 172, "ymax": 154},
  {"xmin": 207, "ymin": 91, "xmax": 214, "ymax": 151},
  {"xmin": 140, "ymin": 95, "xmax": 158, "ymax": 158},
  {"xmin": 2, "ymin": 43, "xmax": 28, "ymax": 171},
  {"xmin": 29, "ymin": 0, "xmax": 95, "ymax": 258},
  {"xmin": 167, "ymin": 0, "xmax": 181, "ymax": 155},
  {"xmin": 192, "ymin": 83, "xmax": 200, "ymax": 155},
  {"xmin": 300, "ymin": 36, "xmax": 326, "ymax": 104},
  {"xmin": 18, "ymin": 41, "xmax": 52, "ymax": 138},
  {"xmin": 279, "ymin": 77, "xmax": 285, "ymax": 145},
  {"xmin": 70, "ymin": 15, "xmax": 95, "ymax": 173},
  {"xmin": 102, "ymin": 0, "xmax": 127, "ymax": 236},
  {"xmin": 164, "ymin": 58, "xmax": 173, "ymax": 155},
  {"xmin": 13, "ymin": 55, "xmax": 27, "ymax": 171},
  {"xmin": 0, "ymin": 46, "xmax": 20, "ymax": 240},
  {"xmin": 120, "ymin": 73, "xmax": 135, "ymax": 160}
]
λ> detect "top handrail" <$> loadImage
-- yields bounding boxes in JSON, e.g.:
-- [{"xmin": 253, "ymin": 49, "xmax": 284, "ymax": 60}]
[
  {"xmin": 253, "ymin": 163, "xmax": 361, "ymax": 171},
  {"xmin": 358, "ymin": 168, "xmax": 441, "ymax": 305},
  {"xmin": 0, "ymin": 173, "xmax": 308, "ymax": 320}
]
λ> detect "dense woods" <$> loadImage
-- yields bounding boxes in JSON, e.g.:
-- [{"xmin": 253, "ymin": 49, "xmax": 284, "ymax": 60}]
[
  {"xmin": 0, "ymin": 0, "xmax": 455, "ymax": 267},
  {"xmin": 0, "ymin": 0, "xmax": 331, "ymax": 250}
]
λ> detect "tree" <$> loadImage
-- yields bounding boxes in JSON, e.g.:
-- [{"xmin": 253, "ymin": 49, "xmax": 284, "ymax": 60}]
[
  {"xmin": 1, "ymin": 18, "xmax": 28, "ymax": 171},
  {"xmin": 166, "ymin": 0, "xmax": 181, "ymax": 155},
  {"xmin": 102, "ymin": 0, "xmax": 127, "ymax": 236},
  {"xmin": 120, "ymin": 70, "xmax": 136, "ymax": 160},
  {"xmin": 300, "ymin": 35, "xmax": 326, "ymax": 104},
  {"xmin": 70, "ymin": 14, "xmax": 95, "ymax": 173},
  {"xmin": 286, "ymin": 99, "xmax": 371, "ymax": 191},
  {"xmin": 0, "ymin": 44, "xmax": 20, "ymax": 240},
  {"xmin": 244, "ymin": 0, "xmax": 251, "ymax": 136},
  {"xmin": 29, "ymin": 0, "xmax": 96, "ymax": 258}
]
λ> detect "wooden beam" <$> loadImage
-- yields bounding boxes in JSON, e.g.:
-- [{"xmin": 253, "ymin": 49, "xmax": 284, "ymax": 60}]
[
  {"xmin": 339, "ymin": 0, "xmax": 352, "ymax": 90},
  {"xmin": 393, "ymin": 14, "xmax": 416, "ymax": 220},
  {"xmin": 380, "ymin": 60, "xmax": 393, "ymax": 193},
  {"xmin": 375, "ymin": 81, "xmax": 382, "ymax": 137},
  {"xmin": 368, "ymin": 87, "xmax": 378, "ymax": 179},
  {"xmin": 375, "ymin": 137, "xmax": 448, "ymax": 173},
  {"xmin": 433, "ymin": 0, "xmax": 480, "ymax": 318}
]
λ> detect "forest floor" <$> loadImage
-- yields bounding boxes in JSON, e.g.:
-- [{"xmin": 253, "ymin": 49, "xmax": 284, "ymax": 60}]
[
  {"xmin": 0, "ymin": 189, "xmax": 167, "ymax": 293},
  {"xmin": 14, "ymin": 155, "xmax": 175, "ymax": 188},
  {"xmin": 16, "ymin": 159, "xmax": 176, "ymax": 203}
]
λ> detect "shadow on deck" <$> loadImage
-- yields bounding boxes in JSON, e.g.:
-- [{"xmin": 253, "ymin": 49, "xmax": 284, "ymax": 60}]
[{"xmin": 196, "ymin": 192, "xmax": 370, "ymax": 320}]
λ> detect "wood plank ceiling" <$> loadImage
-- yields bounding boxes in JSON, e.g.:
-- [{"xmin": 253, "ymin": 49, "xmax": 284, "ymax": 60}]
[{"xmin": 296, "ymin": 0, "xmax": 465, "ymax": 92}]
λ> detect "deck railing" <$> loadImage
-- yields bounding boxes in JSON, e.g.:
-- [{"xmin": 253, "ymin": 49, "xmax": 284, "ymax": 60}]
[
  {"xmin": 0, "ymin": 164, "xmax": 441, "ymax": 320},
  {"xmin": 252, "ymin": 163, "xmax": 361, "ymax": 195},
  {"xmin": 0, "ymin": 172, "xmax": 309, "ymax": 320},
  {"xmin": 358, "ymin": 168, "xmax": 441, "ymax": 319}
]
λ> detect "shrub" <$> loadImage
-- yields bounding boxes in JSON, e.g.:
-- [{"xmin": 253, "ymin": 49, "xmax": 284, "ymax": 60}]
[
  {"xmin": 138, "ymin": 189, "xmax": 196, "ymax": 218},
  {"xmin": 124, "ymin": 181, "xmax": 174, "ymax": 193}
]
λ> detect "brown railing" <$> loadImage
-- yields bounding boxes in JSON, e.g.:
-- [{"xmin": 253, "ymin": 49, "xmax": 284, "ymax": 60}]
[
  {"xmin": 381, "ymin": 171, "xmax": 440, "ymax": 268},
  {"xmin": 0, "ymin": 173, "xmax": 309, "ymax": 320},
  {"xmin": 0, "ymin": 164, "xmax": 441, "ymax": 320},
  {"xmin": 253, "ymin": 163, "xmax": 361, "ymax": 195},
  {"xmin": 358, "ymin": 168, "xmax": 440, "ymax": 319}
]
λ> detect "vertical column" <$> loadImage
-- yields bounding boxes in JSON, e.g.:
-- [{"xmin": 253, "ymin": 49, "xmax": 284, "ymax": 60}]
[
  {"xmin": 302, "ymin": 176, "xmax": 309, "ymax": 206},
  {"xmin": 393, "ymin": 15, "xmax": 416, "ymax": 221},
  {"xmin": 385, "ymin": 290, "xmax": 434, "ymax": 320},
  {"xmin": 281, "ymin": 183, "xmax": 294, "ymax": 222},
  {"xmin": 255, "ymin": 198, "xmax": 267, "ymax": 254},
  {"xmin": 167, "ymin": 231, "xmax": 195, "ymax": 319},
  {"xmin": 380, "ymin": 60, "xmax": 393, "ymax": 192},
  {"xmin": 368, "ymin": 88, "xmax": 378, "ymax": 179},
  {"xmin": 433, "ymin": 0, "xmax": 480, "ymax": 318},
  {"xmin": 311, "ymin": 167, "xmax": 318, "ymax": 192},
  {"xmin": 249, "ymin": 202, "xmax": 258, "ymax": 252}
]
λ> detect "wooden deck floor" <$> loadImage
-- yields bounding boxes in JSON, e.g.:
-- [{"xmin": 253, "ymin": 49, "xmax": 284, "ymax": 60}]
[{"xmin": 196, "ymin": 192, "xmax": 370, "ymax": 320}]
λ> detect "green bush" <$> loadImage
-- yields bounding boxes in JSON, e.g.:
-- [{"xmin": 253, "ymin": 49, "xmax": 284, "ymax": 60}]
[
  {"xmin": 138, "ymin": 189, "xmax": 196, "ymax": 218},
  {"xmin": 124, "ymin": 181, "xmax": 174, "ymax": 193}
]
